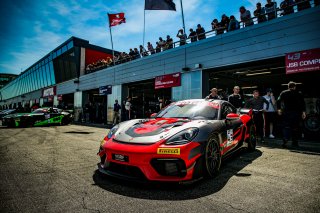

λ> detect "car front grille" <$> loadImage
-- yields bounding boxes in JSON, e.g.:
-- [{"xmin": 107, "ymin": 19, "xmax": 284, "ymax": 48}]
[
  {"xmin": 107, "ymin": 162, "xmax": 146, "ymax": 180},
  {"xmin": 151, "ymin": 158, "xmax": 187, "ymax": 177}
]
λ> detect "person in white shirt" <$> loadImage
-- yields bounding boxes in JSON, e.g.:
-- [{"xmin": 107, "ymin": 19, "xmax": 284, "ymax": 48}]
[{"xmin": 263, "ymin": 88, "xmax": 277, "ymax": 138}]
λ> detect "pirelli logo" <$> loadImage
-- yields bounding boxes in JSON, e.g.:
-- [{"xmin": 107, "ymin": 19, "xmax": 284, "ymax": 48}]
[{"xmin": 157, "ymin": 148, "xmax": 180, "ymax": 155}]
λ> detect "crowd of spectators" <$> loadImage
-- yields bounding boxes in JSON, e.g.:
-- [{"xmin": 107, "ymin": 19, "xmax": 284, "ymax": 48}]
[{"xmin": 85, "ymin": 0, "xmax": 318, "ymax": 74}]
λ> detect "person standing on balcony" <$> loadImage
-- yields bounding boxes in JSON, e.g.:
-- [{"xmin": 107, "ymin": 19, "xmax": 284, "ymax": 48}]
[
  {"xmin": 280, "ymin": 0, "xmax": 295, "ymax": 15},
  {"xmin": 147, "ymin": 42, "xmax": 155, "ymax": 54},
  {"xmin": 254, "ymin": 2, "xmax": 267, "ymax": 23},
  {"xmin": 211, "ymin": 19, "xmax": 224, "ymax": 35},
  {"xmin": 166, "ymin": 35, "xmax": 174, "ymax": 49},
  {"xmin": 240, "ymin": 6, "xmax": 254, "ymax": 27},
  {"xmin": 265, "ymin": 0, "xmax": 277, "ymax": 20},
  {"xmin": 155, "ymin": 42, "xmax": 161, "ymax": 53},
  {"xmin": 188, "ymin": 28, "xmax": 197, "ymax": 42},
  {"xmin": 176, "ymin": 29, "xmax": 187, "ymax": 46},
  {"xmin": 295, "ymin": 0, "xmax": 311, "ymax": 11},
  {"xmin": 139, "ymin": 45, "xmax": 148, "ymax": 57},
  {"xmin": 228, "ymin": 15, "xmax": 240, "ymax": 31},
  {"xmin": 158, "ymin": 37, "xmax": 166, "ymax": 51},
  {"xmin": 196, "ymin": 24, "xmax": 206, "ymax": 40},
  {"xmin": 220, "ymin": 14, "xmax": 230, "ymax": 32}
]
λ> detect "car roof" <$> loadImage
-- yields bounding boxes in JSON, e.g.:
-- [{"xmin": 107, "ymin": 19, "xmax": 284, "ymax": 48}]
[{"xmin": 174, "ymin": 99, "xmax": 226, "ymax": 104}]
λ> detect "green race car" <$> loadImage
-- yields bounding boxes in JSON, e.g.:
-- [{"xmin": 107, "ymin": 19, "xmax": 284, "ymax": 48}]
[{"xmin": 2, "ymin": 107, "xmax": 72, "ymax": 127}]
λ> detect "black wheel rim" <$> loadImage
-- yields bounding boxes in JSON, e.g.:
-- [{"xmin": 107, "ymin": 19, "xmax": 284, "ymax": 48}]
[{"xmin": 206, "ymin": 138, "xmax": 220, "ymax": 176}]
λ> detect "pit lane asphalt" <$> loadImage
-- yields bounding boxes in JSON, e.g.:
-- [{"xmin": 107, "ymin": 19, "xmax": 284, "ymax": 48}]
[{"xmin": 0, "ymin": 124, "xmax": 319, "ymax": 213}]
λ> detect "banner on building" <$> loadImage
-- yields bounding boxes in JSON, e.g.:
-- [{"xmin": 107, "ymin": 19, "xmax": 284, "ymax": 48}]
[
  {"xmin": 99, "ymin": 85, "xmax": 112, "ymax": 95},
  {"xmin": 155, "ymin": 72, "xmax": 181, "ymax": 89},
  {"xmin": 286, "ymin": 48, "xmax": 320, "ymax": 74},
  {"xmin": 42, "ymin": 86, "xmax": 56, "ymax": 97}
]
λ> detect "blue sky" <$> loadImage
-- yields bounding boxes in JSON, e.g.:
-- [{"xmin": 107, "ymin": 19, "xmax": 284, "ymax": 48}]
[{"xmin": 0, "ymin": 0, "xmax": 282, "ymax": 75}]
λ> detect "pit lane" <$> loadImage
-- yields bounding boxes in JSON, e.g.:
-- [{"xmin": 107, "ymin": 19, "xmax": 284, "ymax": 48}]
[{"xmin": 0, "ymin": 124, "xmax": 319, "ymax": 212}]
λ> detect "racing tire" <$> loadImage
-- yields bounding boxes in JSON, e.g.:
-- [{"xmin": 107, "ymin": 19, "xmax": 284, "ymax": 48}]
[
  {"xmin": 204, "ymin": 134, "xmax": 221, "ymax": 178},
  {"xmin": 247, "ymin": 125, "xmax": 256, "ymax": 152},
  {"xmin": 20, "ymin": 119, "xmax": 34, "ymax": 128}
]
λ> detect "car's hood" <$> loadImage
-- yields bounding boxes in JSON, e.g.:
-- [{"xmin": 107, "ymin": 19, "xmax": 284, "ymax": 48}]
[{"xmin": 114, "ymin": 118, "xmax": 206, "ymax": 144}]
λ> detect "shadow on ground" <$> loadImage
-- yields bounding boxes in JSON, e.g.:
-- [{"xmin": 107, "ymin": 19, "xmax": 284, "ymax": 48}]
[
  {"xmin": 64, "ymin": 131, "xmax": 94, "ymax": 134},
  {"xmin": 257, "ymin": 139, "xmax": 320, "ymax": 155},
  {"xmin": 92, "ymin": 149, "xmax": 262, "ymax": 200}
]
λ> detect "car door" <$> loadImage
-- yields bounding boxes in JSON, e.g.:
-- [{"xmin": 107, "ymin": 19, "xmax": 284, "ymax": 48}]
[
  {"xmin": 49, "ymin": 108, "xmax": 61, "ymax": 124},
  {"xmin": 220, "ymin": 103, "xmax": 241, "ymax": 153}
]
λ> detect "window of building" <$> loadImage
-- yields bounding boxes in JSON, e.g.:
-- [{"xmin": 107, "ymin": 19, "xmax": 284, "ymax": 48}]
[
  {"xmin": 67, "ymin": 41, "xmax": 73, "ymax": 50},
  {"xmin": 49, "ymin": 61, "xmax": 55, "ymax": 85},
  {"xmin": 62, "ymin": 45, "xmax": 67, "ymax": 53}
]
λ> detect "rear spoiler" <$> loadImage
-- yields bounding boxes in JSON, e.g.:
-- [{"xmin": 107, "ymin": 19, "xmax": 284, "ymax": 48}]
[{"xmin": 239, "ymin": 108, "xmax": 252, "ymax": 116}]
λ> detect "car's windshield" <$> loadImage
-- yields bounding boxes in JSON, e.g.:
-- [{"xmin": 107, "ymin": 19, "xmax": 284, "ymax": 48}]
[
  {"xmin": 32, "ymin": 109, "xmax": 47, "ymax": 114},
  {"xmin": 157, "ymin": 101, "xmax": 218, "ymax": 120},
  {"xmin": 1, "ymin": 109, "xmax": 12, "ymax": 113}
]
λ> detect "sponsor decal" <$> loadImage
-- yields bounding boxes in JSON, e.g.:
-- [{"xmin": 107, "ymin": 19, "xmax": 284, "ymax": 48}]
[
  {"xmin": 157, "ymin": 148, "xmax": 180, "ymax": 155},
  {"xmin": 286, "ymin": 48, "xmax": 320, "ymax": 74},
  {"xmin": 99, "ymin": 85, "xmax": 112, "ymax": 95},
  {"xmin": 227, "ymin": 129, "xmax": 233, "ymax": 146},
  {"xmin": 42, "ymin": 86, "xmax": 56, "ymax": 97},
  {"xmin": 155, "ymin": 72, "xmax": 181, "ymax": 89}
]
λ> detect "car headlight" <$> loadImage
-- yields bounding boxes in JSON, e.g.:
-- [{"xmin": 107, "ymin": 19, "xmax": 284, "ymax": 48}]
[
  {"xmin": 107, "ymin": 125, "xmax": 119, "ymax": 139},
  {"xmin": 101, "ymin": 125, "xmax": 119, "ymax": 146},
  {"xmin": 165, "ymin": 128, "xmax": 199, "ymax": 145}
]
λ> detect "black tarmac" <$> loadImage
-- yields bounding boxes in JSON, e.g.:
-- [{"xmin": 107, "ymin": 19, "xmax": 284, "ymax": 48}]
[{"xmin": 0, "ymin": 124, "xmax": 319, "ymax": 213}]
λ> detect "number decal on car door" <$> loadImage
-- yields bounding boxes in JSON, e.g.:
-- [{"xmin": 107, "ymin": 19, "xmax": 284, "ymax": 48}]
[{"xmin": 227, "ymin": 129, "xmax": 233, "ymax": 146}]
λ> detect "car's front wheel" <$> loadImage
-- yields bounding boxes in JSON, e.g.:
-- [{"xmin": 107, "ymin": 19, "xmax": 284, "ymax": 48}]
[{"xmin": 204, "ymin": 134, "xmax": 221, "ymax": 177}]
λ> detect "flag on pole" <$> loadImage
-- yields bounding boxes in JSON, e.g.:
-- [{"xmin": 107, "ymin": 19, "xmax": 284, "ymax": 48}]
[
  {"xmin": 145, "ymin": 0, "xmax": 176, "ymax": 11},
  {"xmin": 108, "ymin": 13, "xmax": 126, "ymax": 27}
]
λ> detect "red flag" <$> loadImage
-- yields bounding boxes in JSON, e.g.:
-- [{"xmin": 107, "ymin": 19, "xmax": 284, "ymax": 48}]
[{"xmin": 108, "ymin": 13, "xmax": 126, "ymax": 27}]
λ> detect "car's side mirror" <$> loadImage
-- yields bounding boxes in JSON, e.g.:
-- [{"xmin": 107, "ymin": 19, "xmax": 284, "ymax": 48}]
[
  {"xmin": 150, "ymin": 113, "xmax": 157, "ymax": 118},
  {"xmin": 225, "ymin": 113, "xmax": 242, "ymax": 129},
  {"xmin": 226, "ymin": 113, "xmax": 240, "ymax": 120}
]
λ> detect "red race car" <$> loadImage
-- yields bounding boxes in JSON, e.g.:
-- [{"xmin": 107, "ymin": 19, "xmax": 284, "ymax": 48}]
[{"xmin": 97, "ymin": 99, "xmax": 256, "ymax": 183}]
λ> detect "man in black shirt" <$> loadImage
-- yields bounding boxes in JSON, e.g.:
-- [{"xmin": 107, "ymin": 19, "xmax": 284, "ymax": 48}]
[
  {"xmin": 196, "ymin": 24, "xmax": 206, "ymax": 40},
  {"xmin": 188, "ymin": 28, "xmax": 197, "ymax": 42},
  {"xmin": 228, "ymin": 86, "xmax": 243, "ymax": 108},
  {"xmin": 245, "ymin": 90, "xmax": 269, "ymax": 142},
  {"xmin": 205, "ymin": 88, "xmax": 221, "ymax": 100},
  {"xmin": 277, "ymin": 81, "xmax": 306, "ymax": 148}
]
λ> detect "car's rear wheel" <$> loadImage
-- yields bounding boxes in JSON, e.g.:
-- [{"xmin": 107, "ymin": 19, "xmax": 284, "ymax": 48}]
[
  {"xmin": 247, "ymin": 125, "xmax": 256, "ymax": 152},
  {"xmin": 204, "ymin": 134, "xmax": 221, "ymax": 178}
]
